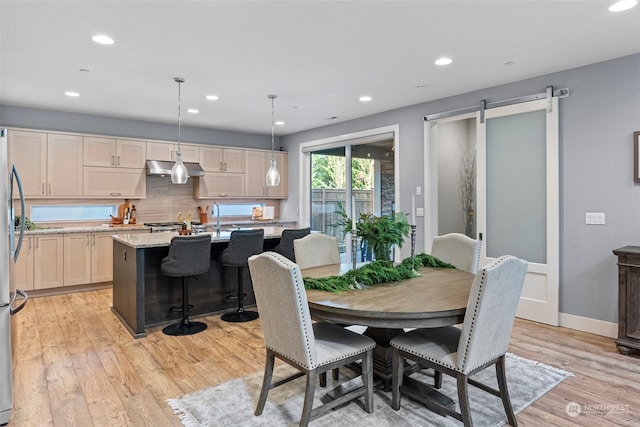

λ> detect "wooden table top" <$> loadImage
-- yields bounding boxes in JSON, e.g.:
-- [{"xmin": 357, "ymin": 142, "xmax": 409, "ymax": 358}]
[{"xmin": 303, "ymin": 264, "xmax": 475, "ymax": 329}]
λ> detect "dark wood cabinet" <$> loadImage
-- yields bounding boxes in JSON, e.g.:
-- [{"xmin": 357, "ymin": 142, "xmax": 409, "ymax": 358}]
[{"xmin": 612, "ymin": 246, "xmax": 640, "ymax": 355}]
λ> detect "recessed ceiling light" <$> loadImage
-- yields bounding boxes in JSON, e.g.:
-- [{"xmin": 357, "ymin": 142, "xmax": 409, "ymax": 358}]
[
  {"xmin": 435, "ymin": 57, "xmax": 453, "ymax": 66},
  {"xmin": 187, "ymin": 109, "xmax": 199, "ymax": 114},
  {"xmin": 609, "ymin": 0, "xmax": 637, "ymax": 12},
  {"xmin": 65, "ymin": 91, "xmax": 80, "ymax": 97},
  {"xmin": 91, "ymin": 34, "xmax": 114, "ymax": 45},
  {"xmin": 359, "ymin": 96, "xmax": 372, "ymax": 102},
  {"xmin": 414, "ymin": 85, "xmax": 426, "ymax": 89},
  {"xmin": 275, "ymin": 121, "xmax": 285, "ymax": 126},
  {"xmin": 205, "ymin": 95, "xmax": 219, "ymax": 101},
  {"xmin": 504, "ymin": 61, "xmax": 516, "ymax": 66},
  {"xmin": 79, "ymin": 68, "xmax": 90, "ymax": 73}
]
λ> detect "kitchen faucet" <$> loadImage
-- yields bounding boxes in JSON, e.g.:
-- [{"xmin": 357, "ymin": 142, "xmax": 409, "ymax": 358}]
[{"xmin": 213, "ymin": 202, "xmax": 221, "ymax": 237}]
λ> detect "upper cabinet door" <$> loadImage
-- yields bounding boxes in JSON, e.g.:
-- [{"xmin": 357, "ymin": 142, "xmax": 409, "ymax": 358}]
[
  {"xmin": 200, "ymin": 146, "xmax": 245, "ymax": 172},
  {"xmin": 8, "ymin": 130, "xmax": 47, "ymax": 196},
  {"xmin": 47, "ymin": 133, "xmax": 83, "ymax": 196},
  {"xmin": 178, "ymin": 143, "xmax": 200, "ymax": 163},
  {"xmin": 147, "ymin": 141, "xmax": 173, "ymax": 161},
  {"xmin": 200, "ymin": 146, "xmax": 224, "ymax": 171},
  {"xmin": 222, "ymin": 148, "xmax": 245, "ymax": 173},
  {"xmin": 116, "ymin": 139, "xmax": 146, "ymax": 168},
  {"xmin": 147, "ymin": 141, "xmax": 199, "ymax": 163},
  {"xmin": 84, "ymin": 136, "xmax": 116, "ymax": 167}
]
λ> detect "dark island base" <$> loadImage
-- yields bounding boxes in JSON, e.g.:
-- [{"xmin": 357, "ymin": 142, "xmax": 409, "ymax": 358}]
[{"xmin": 112, "ymin": 237, "xmax": 279, "ymax": 337}]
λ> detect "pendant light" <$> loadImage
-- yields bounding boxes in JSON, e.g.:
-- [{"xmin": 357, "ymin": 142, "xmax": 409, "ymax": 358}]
[
  {"xmin": 171, "ymin": 77, "xmax": 189, "ymax": 184},
  {"xmin": 265, "ymin": 94, "xmax": 281, "ymax": 186}
]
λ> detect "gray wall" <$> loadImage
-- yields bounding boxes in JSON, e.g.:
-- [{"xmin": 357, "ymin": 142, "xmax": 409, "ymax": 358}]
[
  {"xmin": 0, "ymin": 104, "xmax": 274, "ymax": 149},
  {"xmin": 281, "ymin": 53, "xmax": 640, "ymax": 324}
]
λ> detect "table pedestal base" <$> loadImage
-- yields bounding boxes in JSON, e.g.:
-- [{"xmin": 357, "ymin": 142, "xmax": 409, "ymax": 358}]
[{"xmin": 363, "ymin": 327, "xmax": 455, "ymax": 411}]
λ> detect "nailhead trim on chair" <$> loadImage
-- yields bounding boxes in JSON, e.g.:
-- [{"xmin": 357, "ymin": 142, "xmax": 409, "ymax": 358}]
[{"xmin": 459, "ymin": 255, "xmax": 511, "ymax": 372}]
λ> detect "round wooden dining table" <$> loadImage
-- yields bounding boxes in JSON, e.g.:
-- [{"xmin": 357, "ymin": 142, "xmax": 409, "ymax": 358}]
[
  {"xmin": 302, "ymin": 263, "xmax": 475, "ymax": 395},
  {"xmin": 303, "ymin": 264, "xmax": 474, "ymax": 329}
]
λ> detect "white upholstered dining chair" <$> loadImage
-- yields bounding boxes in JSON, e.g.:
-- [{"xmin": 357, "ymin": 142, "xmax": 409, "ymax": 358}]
[
  {"xmin": 248, "ymin": 251, "xmax": 375, "ymax": 427},
  {"xmin": 390, "ymin": 255, "xmax": 528, "ymax": 427},
  {"xmin": 293, "ymin": 233, "xmax": 341, "ymax": 270},
  {"xmin": 431, "ymin": 232, "xmax": 482, "ymax": 274}
]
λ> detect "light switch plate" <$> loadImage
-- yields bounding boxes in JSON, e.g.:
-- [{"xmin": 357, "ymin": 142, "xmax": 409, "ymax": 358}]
[
  {"xmin": 585, "ymin": 212, "xmax": 605, "ymax": 225},
  {"xmin": 416, "ymin": 186, "xmax": 422, "ymax": 196},
  {"xmin": 416, "ymin": 208, "xmax": 424, "ymax": 217}
]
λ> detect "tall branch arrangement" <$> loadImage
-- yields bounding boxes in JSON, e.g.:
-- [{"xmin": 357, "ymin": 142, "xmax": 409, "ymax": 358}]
[{"xmin": 459, "ymin": 141, "xmax": 476, "ymax": 238}]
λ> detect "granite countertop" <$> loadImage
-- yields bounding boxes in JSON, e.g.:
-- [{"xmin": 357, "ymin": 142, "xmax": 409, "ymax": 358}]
[
  {"xmin": 22, "ymin": 224, "xmax": 150, "ymax": 235},
  {"xmin": 20, "ymin": 219, "xmax": 297, "ymax": 235},
  {"xmin": 112, "ymin": 226, "xmax": 286, "ymax": 249}
]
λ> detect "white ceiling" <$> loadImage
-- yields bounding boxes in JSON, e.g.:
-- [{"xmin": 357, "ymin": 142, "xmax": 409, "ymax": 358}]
[{"xmin": 1, "ymin": 1, "xmax": 639, "ymax": 136}]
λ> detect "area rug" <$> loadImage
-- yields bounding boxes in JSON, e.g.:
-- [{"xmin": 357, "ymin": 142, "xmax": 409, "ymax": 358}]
[{"xmin": 168, "ymin": 353, "xmax": 572, "ymax": 427}]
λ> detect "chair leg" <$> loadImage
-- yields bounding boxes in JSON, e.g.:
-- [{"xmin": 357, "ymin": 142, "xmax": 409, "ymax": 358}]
[
  {"xmin": 391, "ymin": 348, "xmax": 403, "ymax": 411},
  {"xmin": 434, "ymin": 370, "xmax": 443, "ymax": 389},
  {"xmin": 255, "ymin": 350, "xmax": 275, "ymax": 416},
  {"xmin": 362, "ymin": 349, "xmax": 373, "ymax": 413},
  {"xmin": 299, "ymin": 369, "xmax": 317, "ymax": 427},
  {"xmin": 332, "ymin": 368, "xmax": 339, "ymax": 380},
  {"xmin": 319, "ymin": 372, "xmax": 327, "ymax": 387},
  {"xmin": 456, "ymin": 373, "xmax": 473, "ymax": 427},
  {"xmin": 496, "ymin": 355, "xmax": 518, "ymax": 426}
]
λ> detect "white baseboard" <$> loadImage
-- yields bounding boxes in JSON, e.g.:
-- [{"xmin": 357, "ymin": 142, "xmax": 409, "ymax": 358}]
[{"xmin": 559, "ymin": 312, "xmax": 617, "ymax": 338}]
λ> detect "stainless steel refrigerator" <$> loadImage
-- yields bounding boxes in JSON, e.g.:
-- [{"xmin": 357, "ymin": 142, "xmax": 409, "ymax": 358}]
[{"xmin": 1, "ymin": 128, "xmax": 28, "ymax": 426}]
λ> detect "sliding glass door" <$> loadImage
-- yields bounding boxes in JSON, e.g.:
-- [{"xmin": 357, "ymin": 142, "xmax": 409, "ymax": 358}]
[{"xmin": 309, "ymin": 141, "xmax": 394, "ymax": 261}]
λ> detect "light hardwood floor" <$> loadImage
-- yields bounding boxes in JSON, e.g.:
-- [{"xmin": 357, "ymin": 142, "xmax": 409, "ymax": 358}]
[{"xmin": 10, "ymin": 288, "xmax": 640, "ymax": 426}]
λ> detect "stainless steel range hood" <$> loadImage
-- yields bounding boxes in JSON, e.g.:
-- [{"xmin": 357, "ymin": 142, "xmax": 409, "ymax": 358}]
[{"xmin": 146, "ymin": 160, "xmax": 205, "ymax": 177}]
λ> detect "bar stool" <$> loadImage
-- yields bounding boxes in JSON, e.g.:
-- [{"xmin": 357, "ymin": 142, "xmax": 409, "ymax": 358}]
[
  {"xmin": 161, "ymin": 234, "xmax": 212, "ymax": 336},
  {"xmin": 273, "ymin": 227, "xmax": 311, "ymax": 262},
  {"xmin": 220, "ymin": 229, "xmax": 264, "ymax": 323}
]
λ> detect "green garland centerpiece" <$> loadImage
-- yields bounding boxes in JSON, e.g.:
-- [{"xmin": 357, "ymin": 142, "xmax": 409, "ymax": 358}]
[
  {"xmin": 303, "ymin": 253, "xmax": 455, "ymax": 292},
  {"xmin": 336, "ymin": 203, "xmax": 410, "ymax": 261}
]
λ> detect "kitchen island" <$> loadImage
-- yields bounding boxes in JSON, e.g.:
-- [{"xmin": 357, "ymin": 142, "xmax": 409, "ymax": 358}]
[{"xmin": 111, "ymin": 227, "xmax": 285, "ymax": 337}]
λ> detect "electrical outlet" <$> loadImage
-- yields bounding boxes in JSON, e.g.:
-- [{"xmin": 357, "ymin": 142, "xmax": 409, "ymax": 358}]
[
  {"xmin": 585, "ymin": 212, "xmax": 605, "ymax": 225},
  {"xmin": 416, "ymin": 208, "xmax": 424, "ymax": 217}
]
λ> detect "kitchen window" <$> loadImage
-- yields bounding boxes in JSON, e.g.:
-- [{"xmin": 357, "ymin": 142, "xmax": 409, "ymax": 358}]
[{"xmin": 30, "ymin": 205, "xmax": 116, "ymax": 222}]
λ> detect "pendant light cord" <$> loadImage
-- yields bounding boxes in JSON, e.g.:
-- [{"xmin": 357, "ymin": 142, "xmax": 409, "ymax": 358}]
[
  {"xmin": 175, "ymin": 77, "xmax": 184, "ymax": 155},
  {"xmin": 270, "ymin": 95, "xmax": 275, "ymax": 161}
]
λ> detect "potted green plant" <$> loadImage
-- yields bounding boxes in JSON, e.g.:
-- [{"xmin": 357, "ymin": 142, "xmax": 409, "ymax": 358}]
[{"xmin": 336, "ymin": 203, "xmax": 410, "ymax": 261}]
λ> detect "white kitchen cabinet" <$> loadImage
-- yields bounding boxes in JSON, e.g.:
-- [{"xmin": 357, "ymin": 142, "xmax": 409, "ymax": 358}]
[
  {"xmin": 15, "ymin": 235, "xmax": 65, "ymax": 290},
  {"xmin": 200, "ymin": 146, "xmax": 245, "ymax": 173},
  {"xmin": 8, "ymin": 130, "xmax": 83, "ymax": 197},
  {"xmin": 91, "ymin": 232, "xmax": 114, "ymax": 283},
  {"xmin": 46, "ymin": 133, "xmax": 84, "ymax": 196},
  {"xmin": 84, "ymin": 137, "xmax": 146, "ymax": 168},
  {"xmin": 64, "ymin": 233, "xmax": 92, "ymax": 286},
  {"xmin": 7, "ymin": 130, "xmax": 47, "ymax": 197},
  {"xmin": 194, "ymin": 173, "xmax": 245, "ymax": 198},
  {"xmin": 147, "ymin": 141, "xmax": 199, "ymax": 163},
  {"xmin": 34, "ymin": 234, "xmax": 64, "ymax": 289},
  {"xmin": 64, "ymin": 232, "xmax": 116, "ymax": 285},
  {"xmin": 13, "ymin": 236, "xmax": 34, "ymax": 291},
  {"xmin": 244, "ymin": 150, "xmax": 288, "ymax": 198},
  {"xmin": 83, "ymin": 167, "xmax": 146, "ymax": 197},
  {"xmin": 83, "ymin": 137, "xmax": 146, "ymax": 197}
]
